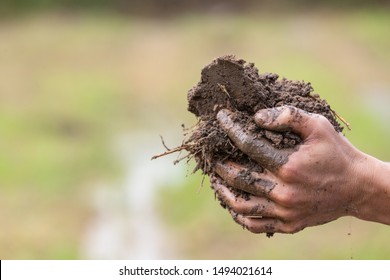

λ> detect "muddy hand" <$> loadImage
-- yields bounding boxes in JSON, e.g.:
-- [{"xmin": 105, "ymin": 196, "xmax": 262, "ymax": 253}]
[
  {"xmin": 213, "ymin": 106, "xmax": 364, "ymax": 234},
  {"xmin": 216, "ymin": 109, "xmax": 293, "ymax": 172}
]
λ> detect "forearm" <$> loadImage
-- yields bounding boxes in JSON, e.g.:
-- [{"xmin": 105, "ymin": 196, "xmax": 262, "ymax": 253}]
[{"xmin": 352, "ymin": 152, "xmax": 390, "ymax": 225}]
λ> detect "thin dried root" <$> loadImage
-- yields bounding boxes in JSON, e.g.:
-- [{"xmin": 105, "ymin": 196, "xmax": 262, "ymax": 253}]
[
  {"xmin": 197, "ymin": 159, "xmax": 208, "ymax": 194},
  {"xmin": 173, "ymin": 153, "xmax": 192, "ymax": 165},
  {"xmin": 159, "ymin": 135, "xmax": 171, "ymax": 151},
  {"xmin": 151, "ymin": 145, "xmax": 191, "ymax": 160},
  {"xmin": 218, "ymin": 83, "xmax": 231, "ymax": 98},
  {"xmin": 331, "ymin": 109, "xmax": 351, "ymax": 130},
  {"xmin": 198, "ymin": 174, "xmax": 206, "ymax": 193}
]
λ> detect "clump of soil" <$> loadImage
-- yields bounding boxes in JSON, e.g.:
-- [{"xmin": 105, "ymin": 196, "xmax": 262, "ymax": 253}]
[
  {"xmin": 176, "ymin": 55, "xmax": 342, "ymax": 173},
  {"xmin": 153, "ymin": 55, "xmax": 345, "ymax": 227}
]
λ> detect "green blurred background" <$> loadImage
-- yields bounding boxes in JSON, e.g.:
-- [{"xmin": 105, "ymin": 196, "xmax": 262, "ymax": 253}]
[{"xmin": 1, "ymin": 0, "xmax": 390, "ymax": 259}]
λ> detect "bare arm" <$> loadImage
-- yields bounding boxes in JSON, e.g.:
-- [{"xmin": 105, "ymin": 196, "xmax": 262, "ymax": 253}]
[{"xmin": 211, "ymin": 106, "xmax": 390, "ymax": 234}]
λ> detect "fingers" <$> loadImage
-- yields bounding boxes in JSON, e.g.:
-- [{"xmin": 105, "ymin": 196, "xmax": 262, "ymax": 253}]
[
  {"xmin": 254, "ymin": 105, "xmax": 330, "ymax": 139},
  {"xmin": 214, "ymin": 161, "xmax": 276, "ymax": 197},
  {"xmin": 211, "ymin": 176, "xmax": 302, "ymax": 234},
  {"xmin": 211, "ymin": 175, "xmax": 280, "ymax": 218},
  {"xmin": 217, "ymin": 109, "xmax": 293, "ymax": 171}
]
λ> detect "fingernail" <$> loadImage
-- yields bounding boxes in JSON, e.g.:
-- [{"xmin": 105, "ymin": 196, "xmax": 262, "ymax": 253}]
[
  {"xmin": 216, "ymin": 108, "xmax": 235, "ymax": 131},
  {"xmin": 216, "ymin": 108, "xmax": 231, "ymax": 121},
  {"xmin": 254, "ymin": 109, "xmax": 272, "ymax": 125}
]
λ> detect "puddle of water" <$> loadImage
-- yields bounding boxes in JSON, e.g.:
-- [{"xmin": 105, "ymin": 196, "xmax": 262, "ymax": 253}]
[{"xmin": 81, "ymin": 131, "xmax": 185, "ymax": 259}]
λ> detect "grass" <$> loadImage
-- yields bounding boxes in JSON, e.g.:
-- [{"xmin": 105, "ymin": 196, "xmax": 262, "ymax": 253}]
[{"xmin": 0, "ymin": 8, "xmax": 390, "ymax": 259}]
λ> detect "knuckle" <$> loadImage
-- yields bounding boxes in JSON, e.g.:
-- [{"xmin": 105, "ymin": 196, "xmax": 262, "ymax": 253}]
[
  {"xmin": 282, "ymin": 223, "xmax": 301, "ymax": 234},
  {"xmin": 278, "ymin": 164, "xmax": 300, "ymax": 182},
  {"xmin": 282, "ymin": 210, "xmax": 301, "ymax": 222},
  {"xmin": 231, "ymin": 200, "xmax": 247, "ymax": 214},
  {"xmin": 273, "ymin": 189, "xmax": 295, "ymax": 206},
  {"xmin": 314, "ymin": 115, "xmax": 333, "ymax": 130},
  {"xmin": 277, "ymin": 106, "xmax": 294, "ymax": 123},
  {"xmin": 317, "ymin": 114, "xmax": 330, "ymax": 124}
]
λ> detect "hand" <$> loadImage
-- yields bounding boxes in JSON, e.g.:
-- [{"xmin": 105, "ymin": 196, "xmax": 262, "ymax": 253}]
[{"xmin": 211, "ymin": 106, "xmax": 386, "ymax": 234}]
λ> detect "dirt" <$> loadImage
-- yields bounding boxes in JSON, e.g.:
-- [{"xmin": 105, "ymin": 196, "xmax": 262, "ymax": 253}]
[{"xmin": 153, "ymin": 55, "xmax": 343, "ymax": 234}]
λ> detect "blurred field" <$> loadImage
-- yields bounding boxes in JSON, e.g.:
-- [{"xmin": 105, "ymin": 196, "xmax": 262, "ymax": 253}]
[{"xmin": 0, "ymin": 7, "xmax": 390, "ymax": 259}]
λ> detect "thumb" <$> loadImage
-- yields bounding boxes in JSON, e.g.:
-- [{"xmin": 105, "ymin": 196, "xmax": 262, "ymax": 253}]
[{"xmin": 254, "ymin": 106, "xmax": 325, "ymax": 139}]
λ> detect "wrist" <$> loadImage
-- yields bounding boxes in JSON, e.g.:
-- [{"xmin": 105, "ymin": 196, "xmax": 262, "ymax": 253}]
[{"xmin": 350, "ymin": 151, "xmax": 390, "ymax": 225}]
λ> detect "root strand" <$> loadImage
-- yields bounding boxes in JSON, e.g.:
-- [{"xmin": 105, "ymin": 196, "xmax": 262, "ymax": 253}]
[
  {"xmin": 331, "ymin": 109, "xmax": 351, "ymax": 130},
  {"xmin": 151, "ymin": 145, "xmax": 191, "ymax": 160}
]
